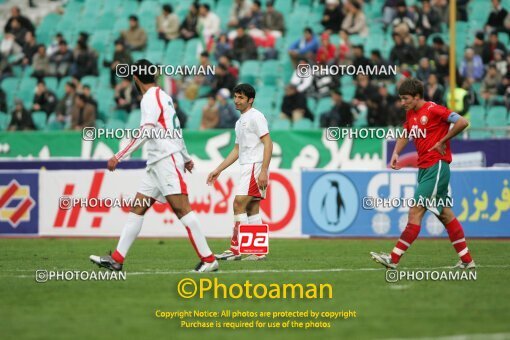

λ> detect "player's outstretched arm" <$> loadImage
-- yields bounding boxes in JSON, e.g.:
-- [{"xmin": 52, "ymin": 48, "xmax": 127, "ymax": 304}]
[
  {"xmin": 206, "ymin": 144, "xmax": 239, "ymax": 185},
  {"xmin": 390, "ymin": 137, "xmax": 409, "ymax": 170}
]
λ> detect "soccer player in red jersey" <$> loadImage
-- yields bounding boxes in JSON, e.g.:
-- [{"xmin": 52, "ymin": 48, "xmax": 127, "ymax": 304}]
[{"xmin": 371, "ymin": 78, "xmax": 475, "ymax": 269}]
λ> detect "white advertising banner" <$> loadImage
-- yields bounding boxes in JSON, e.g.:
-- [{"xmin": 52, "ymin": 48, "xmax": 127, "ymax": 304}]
[{"xmin": 39, "ymin": 169, "xmax": 302, "ymax": 238}]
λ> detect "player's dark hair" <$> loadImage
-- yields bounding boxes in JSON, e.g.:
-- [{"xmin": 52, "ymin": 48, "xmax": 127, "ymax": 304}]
[
  {"xmin": 234, "ymin": 83, "xmax": 256, "ymax": 100},
  {"xmin": 201, "ymin": 4, "xmax": 210, "ymax": 11},
  {"xmin": 129, "ymin": 15, "xmax": 138, "ymax": 22},
  {"xmin": 304, "ymin": 27, "xmax": 313, "ymax": 35},
  {"xmin": 162, "ymin": 4, "xmax": 173, "ymax": 13},
  {"xmin": 133, "ymin": 59, "xmax": 156, "ymax": 84},
  {"xmin": 398, "ymin": 78, "xmax": 424, "ymax": 98}
]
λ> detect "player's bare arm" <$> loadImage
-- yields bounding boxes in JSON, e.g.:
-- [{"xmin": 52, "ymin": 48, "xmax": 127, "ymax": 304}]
[
  {"xmin": 107, "ymin": 155, "xmax": 119, "ymax": 172},
  {"xmin": 207, "ymin": 144, "xmax": 239, "ymax": 185},
  {"xmin": 258, "ymin": 134, "xmax": 273, "ymax": 189},
  {"xmin": 428, "ymin": 116, "xmax": 469, "ymax": 155},
  {"xmin": 390, "ymin": 137, "xmax": 409, "ymax": 170}
]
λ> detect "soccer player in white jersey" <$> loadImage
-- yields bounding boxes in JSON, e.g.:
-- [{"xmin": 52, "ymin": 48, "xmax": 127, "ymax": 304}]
[
  {"xmin": 207, "ymin": 84, "xmax": 273, "ymax": 261},
  {"xmin": 90, "ymin": 59, "xmax": 218, "ymax": 272}
]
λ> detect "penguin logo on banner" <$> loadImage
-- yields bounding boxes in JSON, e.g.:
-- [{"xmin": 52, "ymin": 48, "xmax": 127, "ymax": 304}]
[{"xmin": 308, "ymin": 173, "xmax": 359, "ymax": 233}]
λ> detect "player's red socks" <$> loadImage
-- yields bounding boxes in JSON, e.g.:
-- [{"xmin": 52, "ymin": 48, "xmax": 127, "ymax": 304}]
[
  {"xmin": 230, "ymin": 213, "xmax": 248, "ymax": 255},
  {"xmin": 445, "ymin": 218, "xmax": 473, "ymax": 263},
  {"xmin": 112, "ymin": 250, "xmax": 124, "ymax": 264},
  {"xmin": 391, "ymin": 223, "xmax": 421, "ymax": 264}
]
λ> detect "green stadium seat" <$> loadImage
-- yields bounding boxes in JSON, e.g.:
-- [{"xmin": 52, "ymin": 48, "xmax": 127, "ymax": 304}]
[
  {"xmin": 0, "ymin": 112, "xmax": 9, "ymax": 131},
  {"xmin": 469, "ymin": 130, "xmax": 491, "ymax": 139},
  {"xmin": 0, "ymin": 78, "xmax": 19, "ymax": 92},
  {"xmin": 239, "ymin": 60, "xmax": 260, "ymax": 84},
  {"xmin": 293, "ymin": 118, "xmax": 313, "ymax": 129},
  {"xmin": 342, "ymin": 84, "xmax": 356, "ymax": 101},
  {"xmin": 260, "ymin": 60, "xmax": 280, "ymax": 86},
  {"xmin": 190, "ymin": 98, "xmax": 208, "ymax": 119},
  {"xmin": 109, "ymin": 109, "xmax": 129, "ymax": 122},
  {"xmin": 486, "ymin": 106, "xmax": 508, "ymax": 137},
  {"xmin": 32, "ymin": 111, "xmax": 47, "ymax": 130},
  {"xmin": 81, "ymin": 76, "xmax": 98, "ymax": 88},
  {"xmin": 105, "ymin": 118, "xmax": 125, "ymax": 129},
  {"xmin": 95, "ymin": 119, "xmax": 105, "ymax": 129},
  {"xmin": 316, "ymin": 97, "xmax": 332, "ymax": 115},
  {"xmin": 126, "ymin": 109, "xmax": 141, "ymax": 129},
  {"xmin": 46, "ymin": 113, "xmax": 64, "ymax": 131},
  {"xmin": 272, "ymin": 118, "xmax": 291, "ymax": 130}
]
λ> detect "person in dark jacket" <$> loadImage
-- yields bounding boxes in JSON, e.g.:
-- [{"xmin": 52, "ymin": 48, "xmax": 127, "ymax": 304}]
[
  {"xmin": 280, "ymin": 84, "xmax": 313, "ymax": 122},
  {"xmin": 320, "ymin": 89, "xmax": 353, "ymax": 128},
  {"xmin": 32, "ymin": 80, "xmax": 57, "ymax": 116},
  {"xmin": 8, "ymin": 100, "xmax": 35, "ymax": 130}
]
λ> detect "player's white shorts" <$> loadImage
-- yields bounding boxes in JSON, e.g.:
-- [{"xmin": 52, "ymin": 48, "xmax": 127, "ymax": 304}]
[
  {"xmin": 236, "ymin": 162, "xmax": 267, "ymax": 199},
  {"xmin": 138, "ymin": 152, "xmax": 188, "ymax": 203}
]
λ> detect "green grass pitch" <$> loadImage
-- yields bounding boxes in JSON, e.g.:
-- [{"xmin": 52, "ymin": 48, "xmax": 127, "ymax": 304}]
[{"xmin": 0, "ymin": 238, "xmax": 509, "ymax": 340}]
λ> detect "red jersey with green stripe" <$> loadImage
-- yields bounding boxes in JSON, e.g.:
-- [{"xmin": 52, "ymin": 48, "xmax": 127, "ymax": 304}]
[
  {"xmin": 403, "ymin": 101, "xmax": 453, "ymax": 168},
  {"xmin": 115, "ymin": 86, "xmax": 184, "ymax": 164}
]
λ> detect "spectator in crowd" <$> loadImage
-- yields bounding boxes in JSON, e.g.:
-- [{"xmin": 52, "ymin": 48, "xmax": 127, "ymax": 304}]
[
  {"xmin": 288, "ymin": 27, "xmax": 319, "ymax": 67},
  {"xmin": 316, "ymin": 32, "xmax": 336, "ymax": 65},
  {"xmin": 232, "ymin": 26, "xmax": 258, "ymax": 62},
  {"xmin": 211, "ymin": 63, "xmax": 237, "ymax": 94},
  {"xmin": 46, "ymin": 32, "xmax": 63, "ymax": 56},
  {"xmin": 416, "ymin": 0, "xmax": 441, "ymax": 37},
  {"xmin": 157, "ymin": 4, "xmax": 180, "ymax": 43},
  {"xmin": 172, "ymin": 97, "xmax": 188, "ymax": 129},
  {"xmin": 416, "ymin": 57, "xmax": 433, "ymax": 84},
  {"xmin": 4, "ymin": 6, "xmax": 35, "ymax": 35},
  {"xmin": 470, "ymin": 31, "xmax": 485, "ymax": 58},
  {"xmin": 32, "ymin": 80, "xmax": 57, "ymax": 117},
  {"xmin": 70, "ymin": 93, "xmax": 96, "ymax": 130},
  {"xmin": 216, "ymin": 88, "xmax": 239, "ymax": 129},
  {"xmin": 370, "ymin": 49, "xmax": 394, "ymax": 80},
  {"xmin": 460, "ymin": 48, "xmax": 484, "ymax": 82},
  {"xmin": 352, "ymin": 44, "xmax": 371, "ymax": 69},
  {"xmin": 192, "ymin": 51, "xmax": 215, "ymax": 88},
  {"xmin": 431, "ymin": 0, "xmax": 448, "ymax": 24},
  {"xmin": 106, "ymin": 39, "xmax": 133, "ymax": 87},
  {"xmin": 485, "ymin": 0, "xmax": 508, "ymax": 33},
  {"xmin": 32, "ymin": 44, "xmax": 49, "ymax": 79},
  {"xmin": 55, "ymin": 81, "xmax": 76, "ymax": 123},
  {"xmin": 21, "ymin": 31, "xmax": 37, "ymax": 66},
  {"xmin": 321, "ymin": 0, "xmax": 344, "ymax": 34},
  {"xmin": 389, "ymin": 33, "xmax": 417, "ymax": 66},
  {"xmin": 435, "ymin": 54, "xmax": 450, "ymax": 85},
  {"xmin": 200, "ymin": 94, "xmax": 219, "ymax": 130},
  {"xmin": 228, "ymin": 0, "xmax": 252, "ymax": 29},
  {"xmin": 218, "ymin": 55, "xmax": 239, "ymax": 78},
  {"xmin": 367, "ymin": 83, "xmax": 398, "ymax": 127},
  {"xmin": 114, "ymin": 78, "xmax": 138, "ymax": 112},
  {"xmin": 179, "ymin": 2, "xmax": 199, "ymax": 41},
  {"xmin": 280, "ymin": 84, "xmax": 313, "ymax": 122},
  {"xmin": 9, "ymin": 18, "xmax": 27, "ymax": 46},
  {"xmin": 494, "ymin": 49, "xmax": 507, "ymax": 76},
  {"xmin": 0, "ymin": 88, "xmax": 7, "ymax": 113},
  {"xmin": 310, "ymin": 67, "xmax": 340, "ymax": 99},
  {"xmin": 0, "ymin": 33, "xmax": 23, "ymax": 61},
  {"xmin": 246, "ymin": 0, "xmax": 264, "ymax": 30},
  {"xmin": 121, "ymin": 15, "xmax": 147, "ymax": 51},
  {"xmin": 416, "ymin": 34, "xmax": 435, "ymax": 61},
  {"xmin": 341, "ymin": 0, "xmax": 368, "ymax": 37},
  {"xmin": 82, "ymin": 85, "xmax": 98, "ymax": 110},
  {"xmin": 424, "ymin": 73, "xmax": 444, "ymax": 105},
  {"xmin": 320, "ymin": 89, "xmax": 353, "ymax": 128},
  {"xmin": 391, "ymin": 0, "xmax": 416, "ymax": 42},
  {"xmin": 499, "ymin": 74, "xmax": 510, "ymax": 109},
  {"xmin": 382, "ymin": 0, "xmax": 399, "ymax": 29},
  {"xmin": 481, "ymin": 62, "xmax": 503, "ymax": 103},
  {"xmin": 482, "ymin": 32, "xmax": 507, "ymax": 64},
  {"xmin": 262, "ymin": 0, "xmax": 285, "ymax": 38},
  {"xmin": 431, "ymin": 36, "xmax": 449, "ymax": 61},
  {"xmin": 337, "ymin": 30, "xmax": 352, "ymax": 63},
  {"xmin": 70, "ymin": 40, "xmax": 98, "ymax": 79},
  {"xmin": 8, "ymin": 99, "xmax": 35, "ymax": 131},
  {"xmin": 49, "ymin": 40, "xmax": 73, "ymax": 78},
  {"xmin": 353, "ymin": 74, "xmax": 377, "ymax": 111},
  {"xmin": 198, "ymin": 4, "xmax": 221, "ymax": 43},
  {"xmin": 213, "ymin": 33, "xmax": 232, "ymax": 61}
]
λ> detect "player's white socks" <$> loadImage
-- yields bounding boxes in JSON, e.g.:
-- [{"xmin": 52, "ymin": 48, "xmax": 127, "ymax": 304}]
[
  {"xmin": 248, "ymin": 214, "xmax": 262, "ymax": 224},
  {"xmin": 180, "ymin": 211, "xmax": 215, "ymax": 263},
  {"xmin": 230, "ymin": 213, "xmax": 248, "ymax": 254},
  {"xmin": 113, "ymin": 212, "xmax": 144, "ymax": 263}
]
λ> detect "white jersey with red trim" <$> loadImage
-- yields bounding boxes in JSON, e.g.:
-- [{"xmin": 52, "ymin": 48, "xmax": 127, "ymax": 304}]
[
  {"xmin": 116, "ymin": 86, "xmax": 189, "ymax": 165},
  {"xmin": 234, "ymin": 107, "xmax": 269, "ymax": 165}
]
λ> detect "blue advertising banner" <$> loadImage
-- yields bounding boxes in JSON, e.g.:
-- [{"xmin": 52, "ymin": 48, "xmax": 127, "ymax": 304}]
[
  {"xmin": 0, "ymin": 172, "xmax": 39, "ymax": 234},
  {"xmin": 385, "ymin": 139, "xmax": 510, "ymax": 168},
  {"xmin": 302, "ymin": 170, "xmax": 510, "ymax": 237}
]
